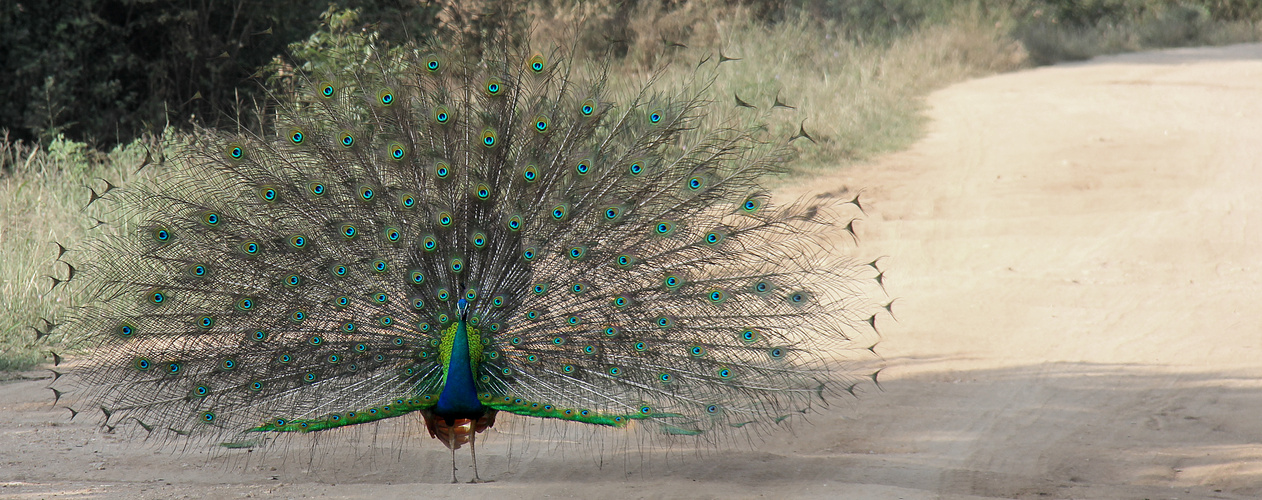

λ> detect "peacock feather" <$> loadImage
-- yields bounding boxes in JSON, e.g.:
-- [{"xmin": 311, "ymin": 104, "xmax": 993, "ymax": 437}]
[{"xmin": 43, "ymin": 24, "xmax": 883, "ymax": 482}]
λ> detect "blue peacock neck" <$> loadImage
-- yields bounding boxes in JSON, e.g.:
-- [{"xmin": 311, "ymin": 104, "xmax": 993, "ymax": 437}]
[{"xmin": 435, "ymin": 299, "xmax": 485, "ymax": 421}]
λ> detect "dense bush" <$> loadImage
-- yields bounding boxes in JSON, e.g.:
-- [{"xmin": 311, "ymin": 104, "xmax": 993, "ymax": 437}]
[
  {"xmin": 1007, "ymin": 0, "xmax": 1256, "ymax": 64},
  {"xmin": 0, "ymin": 0, "xmax": 441, "ymax": 150}
]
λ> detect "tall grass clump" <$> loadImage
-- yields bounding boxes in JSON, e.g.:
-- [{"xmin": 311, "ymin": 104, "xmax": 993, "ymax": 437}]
[
  {"xmin": 532, "ymin": 1, "xmax": 1028, "ymax": 172},
  {"xmin": 0, "ymin": 133, "xmax": 162, "ymax": 370}
]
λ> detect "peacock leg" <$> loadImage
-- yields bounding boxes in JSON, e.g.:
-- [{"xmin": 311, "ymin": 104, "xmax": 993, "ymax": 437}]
[
  {"xmin": 468, "ymin": 427, "xmax": 482, "ymax": 483},
  {"xmin": 448, "ymin": 428, "xmax": 458, "ymax": 483}
]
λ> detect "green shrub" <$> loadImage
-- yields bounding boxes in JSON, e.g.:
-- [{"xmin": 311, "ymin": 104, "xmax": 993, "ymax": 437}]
[{"xmin": 0, "ymin": 0, "xmax": 441, "ymax": 151}]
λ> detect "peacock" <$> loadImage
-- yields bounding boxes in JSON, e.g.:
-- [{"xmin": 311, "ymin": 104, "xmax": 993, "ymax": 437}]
[{"xmin": 40, "ymin": 23, "xmax": 883, "ymax": 483}]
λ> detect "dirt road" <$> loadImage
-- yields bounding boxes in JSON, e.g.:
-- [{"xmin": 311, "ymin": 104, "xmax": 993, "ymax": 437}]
[{"xmin": 3, "ymin": 43, "xmax": 1262, "ymax": 499}]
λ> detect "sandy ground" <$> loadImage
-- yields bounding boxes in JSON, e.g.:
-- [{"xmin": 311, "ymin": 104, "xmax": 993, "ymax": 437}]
[{"xmin": 4, "ymin": 43, "xmax": 1262, "ymax": 499}]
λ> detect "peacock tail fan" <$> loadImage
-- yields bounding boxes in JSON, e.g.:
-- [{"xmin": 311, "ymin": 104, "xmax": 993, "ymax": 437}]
[{"xmin": 47, "ymin": 26, "xmax": 883, "ymax": 463}]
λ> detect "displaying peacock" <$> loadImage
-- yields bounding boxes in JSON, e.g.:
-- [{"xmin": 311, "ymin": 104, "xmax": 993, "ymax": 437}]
[{"xmin": 41, "ymin": 22, "xmax": 883, "ymax": 483}]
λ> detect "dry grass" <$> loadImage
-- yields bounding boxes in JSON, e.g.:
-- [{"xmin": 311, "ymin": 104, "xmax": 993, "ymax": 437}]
[
  {"xmin": 1, "ymin": 2, "xmax": 1254, "ymax": 369},
  {"xmin": 0, "ymin": 134, "xmax": 156, "ymax": 370},
  {"xmin": 532, "ymin": 2, "xmax": 1028, "ymax": 173},
  {"xmin": 0, "ymin": 8, "xmax": 1025, "ymax": 369}
]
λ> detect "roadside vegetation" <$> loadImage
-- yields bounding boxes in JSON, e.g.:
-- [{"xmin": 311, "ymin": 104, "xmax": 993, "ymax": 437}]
[{"xmin": 3, "ymin": 0, "xmax": 1259, "ymax": 369}]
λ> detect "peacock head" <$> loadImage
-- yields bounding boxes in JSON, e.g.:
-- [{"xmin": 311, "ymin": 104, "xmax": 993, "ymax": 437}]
[{"xmin": 457, "ymin": 298, "xmax": 468, "ymax": 320}]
